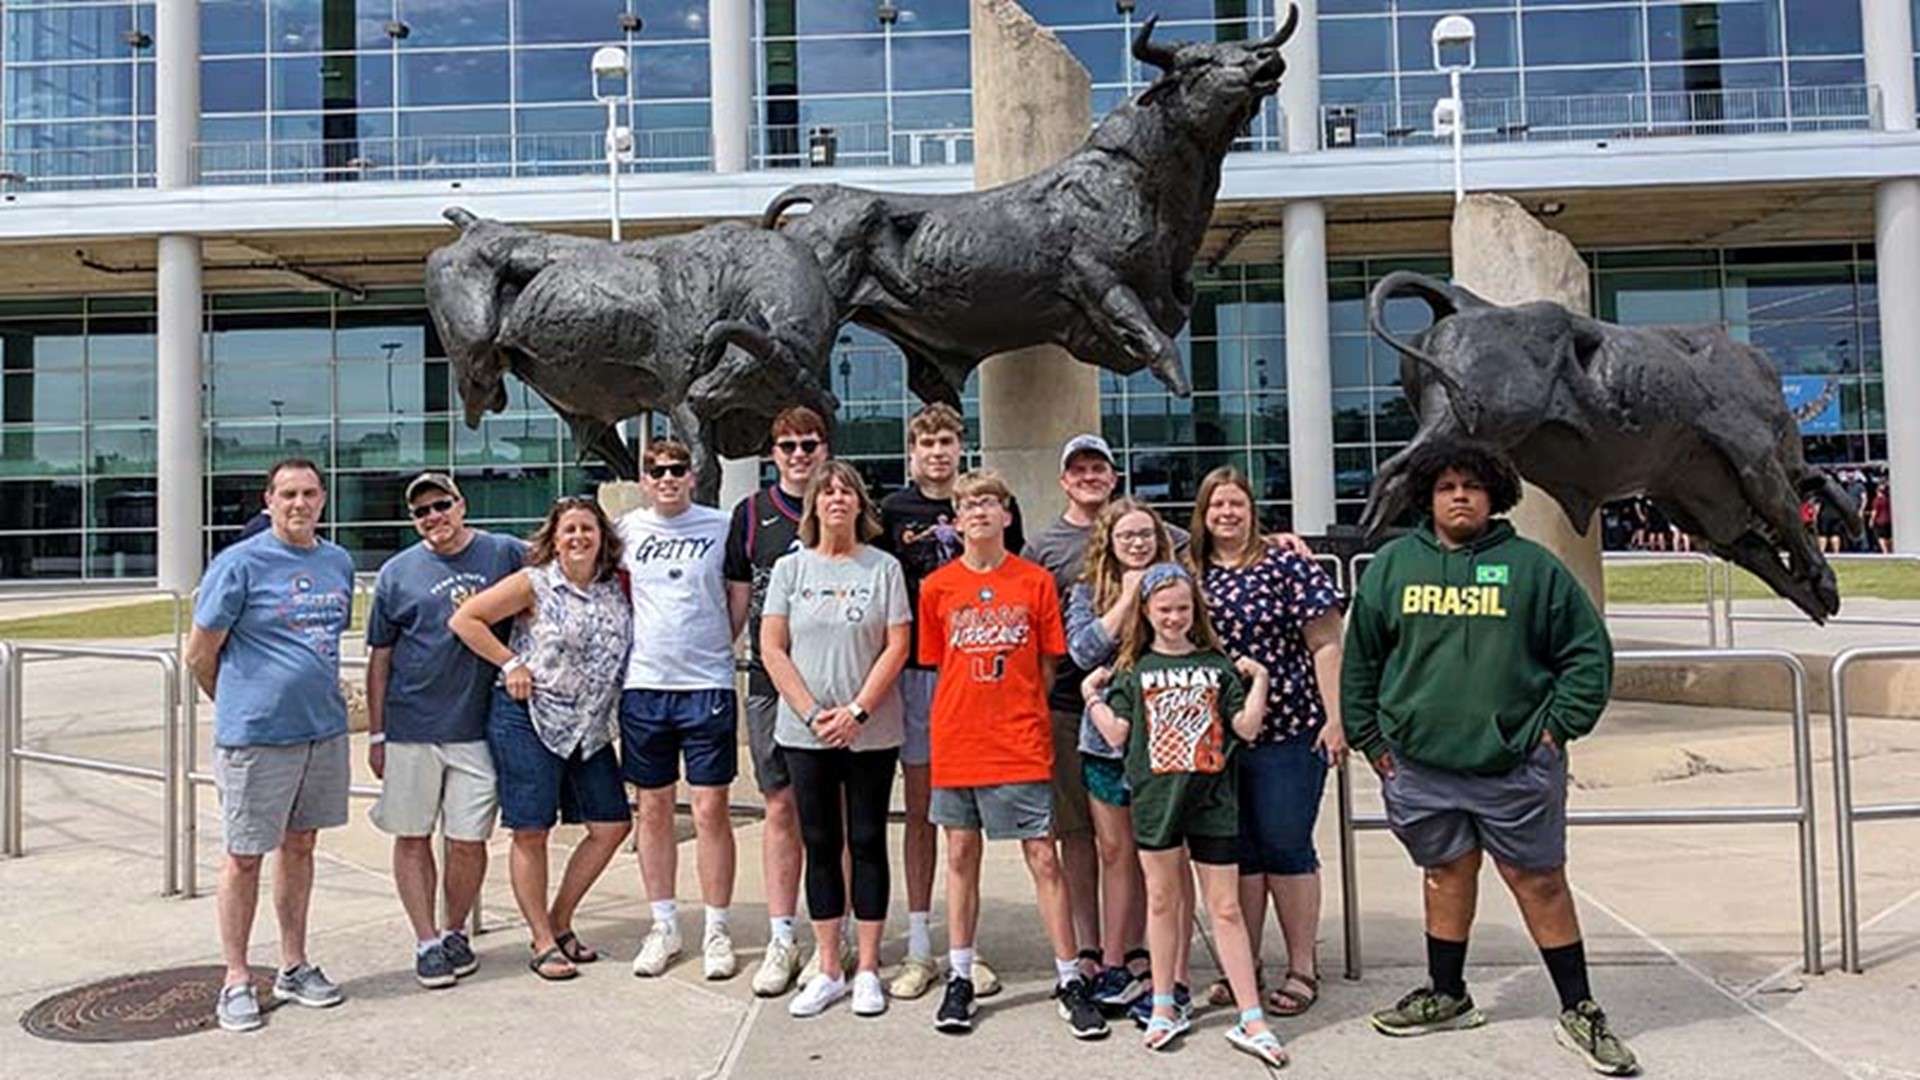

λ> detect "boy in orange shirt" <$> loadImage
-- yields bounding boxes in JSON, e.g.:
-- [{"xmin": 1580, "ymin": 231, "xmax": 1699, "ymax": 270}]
[{"xmin": 918, "ymin": 470, "xmax": 1106, "ymax": 1040}]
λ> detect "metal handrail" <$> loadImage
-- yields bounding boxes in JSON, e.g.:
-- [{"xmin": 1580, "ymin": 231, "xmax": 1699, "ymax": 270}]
[
  {"xmin": 1336, "ymin": 647, "xmax": 1819, "ymax": 979},
  {"xmin": 1312, "ymin": 553, "xmax": 1345, "ymax": 595},
  {"xmin": 1723, "ymin": 553, "xmax": 1920, "ymax": 645},
  {"xmin": 1829, "ymin": 644, "xmax": 1920, "ymax": 973},
  {"xmin": 1602, "ymin": 551, "xmax": 1719, "ymax": 646},
  {"xmin": 2, "ymin": 643, "xmax": 182, "ymax": 897}
]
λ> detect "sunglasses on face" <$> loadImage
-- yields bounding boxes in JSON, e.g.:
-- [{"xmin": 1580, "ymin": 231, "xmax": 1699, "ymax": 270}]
[
  {"xmin": 775, "ymin": 437, "xmax": 822, "ymax": 456},
  {"xmin": 646, "ymin": 463, "xmax": 691, "ymax": 479},
  {"xmin": 409, "ymin": 497, "xmax": 457, "ymax": 520}
]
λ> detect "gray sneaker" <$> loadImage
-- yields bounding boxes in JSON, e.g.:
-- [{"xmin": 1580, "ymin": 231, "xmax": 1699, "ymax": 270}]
[
  {"xmin": 415, "ymin": 944, "xmax": 457, "ymax": 989},
  {"xmin": 1555, "ymin": 999, "xmax": 1640, "ymax": 1075},
  {"xmin": 274, "ymin": 963, "xmax": 344, "ymax": 1008},
  {"xmin": 441, "ymin": 931, "xmax": 479, "ymax": 978},
  {"xmin": 1370, "ymin": 985, "xmax": 1486, "ymax": 1037},
  {"xmin": 216, "ymin": 984, "xmax": 263, "ymax": 1033}
]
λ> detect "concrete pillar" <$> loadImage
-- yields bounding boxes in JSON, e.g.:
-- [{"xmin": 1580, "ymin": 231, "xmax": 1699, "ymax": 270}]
[
  {"xmin": 708, "ymin": 0, "xmax": 753, "ymax": 173},
  {"xmin": 156, "ymin": 0, "xmax": 203, "ymax": 592},
  {"xmin": 1863, "ymin": 0, "xmax": 1919, "ymax": 551},
  {"xmin": 1278, "ymin": 0, "xmax": 1334, "ymax": 534},
  {"xmin": 1450, "ymin": 193, "xmax": 1606, "ymax": 609},
  {"xmin": 971, "ymin": 0, "xmax": 1098, "ymax": 522}
]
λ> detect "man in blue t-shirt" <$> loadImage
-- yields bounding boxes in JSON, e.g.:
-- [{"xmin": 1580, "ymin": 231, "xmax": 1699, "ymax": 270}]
[
  {"xmin": 185, "ymin": 458, "xmax": 356, "ymax": 1034},
  {"xmin": 365, "ymin": 472, "xmax": 525, "ymax": 990}
]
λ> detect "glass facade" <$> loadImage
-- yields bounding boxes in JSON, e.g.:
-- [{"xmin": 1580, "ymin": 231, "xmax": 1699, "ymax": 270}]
[{"xmin": 0, "ymin": 243, "xmax": 1886, "ymax": 578}]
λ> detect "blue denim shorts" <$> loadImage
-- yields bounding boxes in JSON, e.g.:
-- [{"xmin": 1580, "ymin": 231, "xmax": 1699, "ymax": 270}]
[
  {"xmin": 1237, "ymin": 735, "xmax": 1329, "ymax": 876},
  {"xmin": 485, "ymin": 689, "xmax": 629, "ymax": 832},
  {"xmin": 619, "ymin": 687, "xmax": 739, "ymax": 789}
]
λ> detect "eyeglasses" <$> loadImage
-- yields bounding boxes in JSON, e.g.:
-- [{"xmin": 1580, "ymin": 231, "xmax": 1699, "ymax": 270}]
[
  {"xmin": 1112, "ymin": 529, "xmax": 1157, "ymax": 546},
  {"xmin": 774, "ymin": 437, "xmax": 822, "ymax": 456},
  {"xmin": 409, "ymin": 497, "xmax": 457, "ymax": 520},
  {"xmin": 956, "ymin": 497, "xmax": 1005, "ymax": 515},
  {"xmin": 646, "ymin": 463, "xmax": 691, "ymax": 479}
]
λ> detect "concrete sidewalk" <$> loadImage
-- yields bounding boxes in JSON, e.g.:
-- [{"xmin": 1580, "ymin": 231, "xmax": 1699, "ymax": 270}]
[{"xmin": 2, "ymin": 644, "xmax": 1918, "ymax": 1079}]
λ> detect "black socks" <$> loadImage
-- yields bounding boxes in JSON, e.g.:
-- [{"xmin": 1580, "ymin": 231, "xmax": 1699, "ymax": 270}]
[
  {"xmin": 1426, "ymin": 934, "xmax": 1469, "ymax": 999},
  {"xmin": 1540, "ymin": 940, "xmax": 1592, "ymax": 1011}
]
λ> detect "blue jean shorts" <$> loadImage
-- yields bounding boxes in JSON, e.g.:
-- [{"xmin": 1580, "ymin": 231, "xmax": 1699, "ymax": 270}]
[
  {"xmin": 485, "ymin": 689, "xmax": 629, "ymax": 832},
  {"xmin": 620, "ymin": 687, "xmax": 739, "ymax": 789},
  {"xmin": 1237, "ymin": 735, "xmax": 1329, "ymax": 876}
]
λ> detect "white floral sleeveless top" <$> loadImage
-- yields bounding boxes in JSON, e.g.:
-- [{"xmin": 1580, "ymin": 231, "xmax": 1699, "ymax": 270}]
[{"xmin": 505, "ymin": 563, "xmax": 633, "ymax": 758}]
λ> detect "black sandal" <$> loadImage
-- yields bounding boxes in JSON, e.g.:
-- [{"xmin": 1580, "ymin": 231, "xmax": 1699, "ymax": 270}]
[
  {"xmin": 554, "ymin": 930, "xmax": 598, "ymax": 964},
  {"xmin": 1267, "ymin": 970, "xmax": 1319, "ymax": 1017},
  {"xmin": 529, "ymin": 945, "xmax": 578, "ymax": 981}
]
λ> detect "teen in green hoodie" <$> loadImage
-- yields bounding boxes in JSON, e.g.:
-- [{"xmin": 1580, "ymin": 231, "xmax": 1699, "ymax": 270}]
[{"xmin": 1342, "ymin": 440, "xmax": 1637, "ymax": 1077}]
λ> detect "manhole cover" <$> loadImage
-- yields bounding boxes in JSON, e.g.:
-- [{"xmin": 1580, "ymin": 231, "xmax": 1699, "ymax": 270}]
[{"xmin": 21, "ymin": 965, "xmax": 279, "ymax": 1043}]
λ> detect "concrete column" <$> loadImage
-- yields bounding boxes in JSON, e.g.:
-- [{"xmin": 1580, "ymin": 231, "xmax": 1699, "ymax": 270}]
[
  {"xmin": 971, "ymin": 0, "xmax": 1098, "ymax": 522},
  {"xmin": 1864, "ymin": 0, "xmax": 1919, "ymax": 551},
  {"xmin": 156, "ymin": 0, "xmax": 203, "ymax": 592},
  {"xmin": 1277, "ymin": 0, "xmax": 1334, "ymax": 534},
  {"xmin": 1450, "ymin": 193, "xmax": 1606, "ymax": 609},
  {"xmin": 708, "ymin": 0, "xmax": 753, "ymax": 173}
]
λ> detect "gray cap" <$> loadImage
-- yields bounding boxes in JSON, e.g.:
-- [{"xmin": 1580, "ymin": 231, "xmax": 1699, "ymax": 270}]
[
  {"xmin": 405, "ymin": 471, "xmax": 463, "ymax": 503},
  {"xmin": 1059, "ymin": 433, "xmax": 1115, "ymax": 472}
]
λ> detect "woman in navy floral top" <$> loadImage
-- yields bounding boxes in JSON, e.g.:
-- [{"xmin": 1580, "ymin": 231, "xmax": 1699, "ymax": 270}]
[{"xmin": 1189, "ymin": 466, "xmax": 1346, "ymax": 1017}]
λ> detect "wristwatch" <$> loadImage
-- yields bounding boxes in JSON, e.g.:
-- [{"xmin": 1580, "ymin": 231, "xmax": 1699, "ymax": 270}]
[
  {"xmin": 805, "ymin": 705, "xmax": 824, "ymax": 727},
  {"xmin": 848, "ymin": 702, "xmax": 870, "ymax": 725}
]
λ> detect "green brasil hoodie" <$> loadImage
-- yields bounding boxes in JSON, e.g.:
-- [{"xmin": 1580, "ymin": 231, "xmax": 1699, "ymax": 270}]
[{"xmin": 1341, "ymin": 518, "xmax": 1613, "ymax": 776}]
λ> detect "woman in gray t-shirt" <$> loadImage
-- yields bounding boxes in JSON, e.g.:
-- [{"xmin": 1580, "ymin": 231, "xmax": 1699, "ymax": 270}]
[{"xmin": 760, "ymin": 461, "xmax": 912, "ymax": 1019}]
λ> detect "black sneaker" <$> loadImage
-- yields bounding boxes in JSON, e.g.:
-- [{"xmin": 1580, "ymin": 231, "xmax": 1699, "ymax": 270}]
[
  {"xmin": 1056, "ymin": 977, "xmax": 1110, "ymax": 1040},
  {"xmin": 415, "ymin": 944, "xmax": 457, "ymax": 990},
  {"xmin": 442, "ymin": 931, "xmax": 478, "ymax": 978},
  {"xmin": 935, "ymin": 975, "xmax": 978, "ymax": 1034}
]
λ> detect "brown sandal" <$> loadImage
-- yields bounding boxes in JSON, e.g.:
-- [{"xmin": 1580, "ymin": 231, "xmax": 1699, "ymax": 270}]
[
  {"xmin": 1207, "ymin": 970, "xmax": 1266, "ymax": 1008},
  {"xmin": 554, "ymin": 930, "xmax": 598, "ymax": 964},
  {"xmin": 1266, "ymin": 970, "xmax": 1319, "ymax": 1017},
  {"xmin": 529, "ymin": 944, "xmax": 578, "ymax": 981}
]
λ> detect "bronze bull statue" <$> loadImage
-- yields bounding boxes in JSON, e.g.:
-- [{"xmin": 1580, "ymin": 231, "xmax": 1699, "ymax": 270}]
[
  {"xmin": 763, "ymin": 8, "xmax": 1300, "ymax": 406},
  {"xmin": 1363, "ymin": 270, "xmax": 1860, "ymax": 622},
  {"xmin": 425, "ymin": 208, "xmax": 839, "ymax": 503}
]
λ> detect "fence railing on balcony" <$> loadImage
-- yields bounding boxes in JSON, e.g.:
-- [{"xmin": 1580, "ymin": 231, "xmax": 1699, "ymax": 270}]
[
  {"xmin": 1319, "ymin": 84, "xmax": 1882, "ymax": 150},
  {"xmin": 191, "ymin": 128, "xmax": 715, "ymax": 186},
  {"xmin": 0, "ymin": 145, "xmax": 156, "ymax": 192}
]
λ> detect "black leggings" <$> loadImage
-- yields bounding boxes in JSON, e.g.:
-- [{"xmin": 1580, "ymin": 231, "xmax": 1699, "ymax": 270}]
[{"xmin": 785, "ymin": 745, "xmax": 899, "ymax": 922}]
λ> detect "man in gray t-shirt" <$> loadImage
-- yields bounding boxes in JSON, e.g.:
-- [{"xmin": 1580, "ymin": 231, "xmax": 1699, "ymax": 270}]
[{"xmin": 366, "ymin": 472, "xmax": 525, "ymax": 990}]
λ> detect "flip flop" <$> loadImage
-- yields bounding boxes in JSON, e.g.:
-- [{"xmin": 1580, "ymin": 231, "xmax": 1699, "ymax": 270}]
[
  {"xmin": 1226, "ymin": 1013, "xmax": 1289, "ymax": 1069},
  {"xmin": 528, "ymin": 944, "xmax": 578, "ymax": 981},
  {"xmin": 1267, "ymin": 971, "xmax": 1319, "ymax": 1017},
  {"xmin": 555, "ymin": 930, "xmax": 599, "ymax": 964}
]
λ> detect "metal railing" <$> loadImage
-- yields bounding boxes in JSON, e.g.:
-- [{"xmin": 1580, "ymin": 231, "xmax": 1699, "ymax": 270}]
[
  {"xmin": 1724, "ymin": 553, "xmax": 1920, "ymax": 645},
  {"xmin": 1321, "ymin": 84, "xmax": 1882, "ymax": 151},
  {"xmin": 1335, "ymin": 647, "xmax": 1821, "ymax": 978},
  {"xmin": 1, "ymin": 643, "xmax": 183, "ymax": 897},
  {"xmin": 192, "ymin": 129, "xmax": 716, "ymax": 187},
  {"xmin": 1829, "ymin": 644, "xmax": 1920, "ymax": 974},
  {"xmin": 1603, "ymin": 551, "xmax": 1719, "ymax": 647}
]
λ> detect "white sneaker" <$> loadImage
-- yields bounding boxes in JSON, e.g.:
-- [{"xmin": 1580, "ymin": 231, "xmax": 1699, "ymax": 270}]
[
  {"xmin": 851, "ymin": 971, "xmax": 888, "ymax": 1017},
  {"xmin": 788, "ymin": 973, "xmax": 849, "ymax": 1018},
  {"xmin": 753, "ymin": 935, "xmax": 802, "ymax": 997},
  {"xmin": 703, "ymin": 926, "xmax": 738, "ymax": 980},
  {"xmin": 888, "ymin": 955, "xmax": 939, "ymax": 1000},
  {"xmin": 632, "ymin": 923, "xmax": 682, "ymax": 978},
  {"xmin": 799, "ymin": 938, "xmax": 856, "ymax": 985}
]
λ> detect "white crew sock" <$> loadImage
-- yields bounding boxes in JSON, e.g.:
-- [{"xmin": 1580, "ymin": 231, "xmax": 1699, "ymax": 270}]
[
  {"xmin": 415, "ymin": 937, "xmax": 440, "ymax": 956},
  {"xmin": 770, "ymin": 916, "xmax": 796, "ymax": 945},
  {"xmin": 705, "ymin": 905, "xmax": 731, "ymax": 936},
  {"xmin": 907, "ymin": 911, "xmax": 933, "ymax": 960},
  {"xmin": 1054, "ymin": 956, "xmax": 1080, "ymax": 987},
  {"xmin": 651, "ymin": 899, "xmax": 679, "ymax": 930},
  {"xmin": 949, "ymin": 946, "xmax": 975, "ymax": 981}
]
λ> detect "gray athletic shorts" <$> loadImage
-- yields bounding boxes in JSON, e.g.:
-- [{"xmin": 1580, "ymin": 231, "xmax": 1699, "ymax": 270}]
[
  {"xmin": 931, "ymin": 781, "xmax": 1054, "ymax": 841},
  {"xmin": 216, "ymin": 733, "xmax": 351, "ymax": 857},
  {"xmin": 745, "ymin": 690, "xmax": 791, "ymax": 794},
  {"xmin": 897, "ymin": 668, "xmax": 936, "ymax": 768},
  {"xmin": 1382, "ymin": 742, "xmax": 1568, "ymax": 872}
]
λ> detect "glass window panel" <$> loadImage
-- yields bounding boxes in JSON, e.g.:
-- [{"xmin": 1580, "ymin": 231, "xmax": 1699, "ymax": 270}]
[
  {"xmin": 399, "ymin": 50, "xmax": 509, "ymax": 107},
  {"xmin": 1725, "ymin": 265, "xmax": 1856, "ymax": 322},
  {"xmin": 0, "ymin": 427, "xmax": 84, "ymax": 475},
  {"xmin": 336, "ymin": 360, "xmax": 447, "ymax": 416},
  {"xmin": 1249, "ymin": 395, "xmax": 1288, "ymax": 445},
  {"xmin": 5, "ymin": 62, "xmax": 136, "ymax": 120},
  {"xmin": 1375, "ymin": 395, "xmax": 1418, "ymax": 443},
  {"xmin": 88, "ymin": 530, "xmax": 157, "ymax": 578},
  {"xmin": 1748, "ymin": 320, "xmax": 1859, "ymax": 374},
  {"xmin": 793, "ymin": 38, "xmax": 886, "ymax": 95},
  {"xmin": 514, "ymin": 47, "xmax": 593, "ymax": 103},
  {"xmin": 211, "ymin": 314, "xmax": 331, "ymax": 364},
  {"xmin": 1396, "ymin": 12, "xmax": 1517, "ymax": 71},
  {"xmin": 1599, "ymin": 269, "xmax": 1725, "ymax": 323},
  {"xmin": 403, "ymin": 0, "xmax": 508, "ymax": 46},
  {"xmin": 2, "ymin": 370, "xmax": 84, "ymax": 424},
  {"xmin": 397, "ymin": 106, "xmax": 510, "ymax": 140},
  {"xmin": 1332, "ymin": 389, "xmax": 1371, "ymax": 443},
  {"xmin": 204, "ymin": 57, "xmax": 267, "ymax": 113},
  {"xmin": 334, "ymin": 318, "xmax": 426, "ymax": 361},
  {"xmin": 1648, "ymin": 59, "xmax": 1785, "ymax": 93},
  {"xmin": 88, "ymin": 366, "xmax": 155, "ymax": 422},
  {"xmin": 1522, "ymin": 8, "xmax": 1644, "ymax": 67},
  {"xmin": 1647, "ymin": 0, "xmax": 1782, "ymax": 63},
  {"xmin": 0, "ymin": 533, "xmax": 83, "ymax": 579},
  {"xmin": 1783, "ymin": 0, "xmax": 1862, "ymax": 55},
  {"xmin": 332, "ymin": 469, "xmax": 416, "ymax": 522},
  {"xmin": 5, "ymin": 4, "xmax": 135, "ymax": 62},
  {"xmin": 635, "ymin": 43, "xmax": 713, "ymax": 99},
  {"xmin": 1334, "ymin": 445, "xmax": 1374, "ymax": 499},
  {"xmin": 89, "ymin": 476, "xmax": 156, "ymax": 529},
  {"xmin": 333, "ymin": 525, "xmax": 410, "ymax": 571},
  {"xmin": 892, "ymin": 33, "xmax": 972, "ymax": 92},
  {"xmin": 1055, "ymin": 28, "xmax": 1128, "ymax": 84},
  {"xmin": 518, "ymin": 0, "xmax": 628, "ymax": 44},
  {"xmin": 0, "ymin": 321, "xmax": 86, "ymax": 365},
  {"xmin": 1524, "ymin": 66, "xmax": 1647, "ymax": 96},
  {"xmin": 0, "ymin": 478, "xmax": 83, "ymax": 530},
  {"xmin": 203, "ymin": 0, "xmax": 268, "ymax": 55},
  {"xmin": 455, "ymin": 415, "xmax": 561, "ymax": 465},
  {"xmin": 455, "ymin": 468, "xmax": 561, "ymax": 520},
  {"xmin": 335, "ymin": 417, "xmax": 451, "ymax": 469},
  {"xmin": 1323, "ymin": 0, "xmax": 1391, "ymax": 13},
  {"xmin": 1331, "ymin": 334, "xmax": 1372, "ymax": 389},
  {"xmin": 208, "ymin": 420, "xmax": 333, "ymax": 472},
  {"xmin": 89, "ymin": 424, "xmax": 157, "ymax": 475},
  {"xmin": 210, "ymin": 363, "xmax": 333, "ymax": 419},
  {"xmin": 1121, "ymin": 448, "xmax": 1243, "ymax": 508},
  {"xmin": 793, "ymin": 0, "xmax": 896, "ymax": 34},
  {"xmin": 1787, "ymin": 58, "xmax": 1866, "ymax": 87},
  {"xmin": 1320, "ymin": 16, "xmax": 1392, "ymax": 76},
  {"xmin": 210, "ymin": 473, "xmax": 272, "ymax": 529},
  {"xmin": 889, "ymin": 1, "xmax": 970, "ymax": 31}
]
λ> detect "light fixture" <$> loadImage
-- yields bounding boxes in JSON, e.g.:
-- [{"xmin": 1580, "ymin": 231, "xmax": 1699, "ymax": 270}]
[
  {"xmin": 122, "ymin": 29, "xmax": 152, "ymax": 49},
  {"xmin": 1538, "ymin": 200, "xmax": 1565, "ymax": 217},
  {"xmin": 383, "ymin": 19, "xmax": 410, "ymax": 40},
  {"xmin": 618, "ymin": 11, "xmax": 642, "ymax": 33},
  {"xmin": 591, "ymin": 45, "xmax": 630, "ymax": 81},
  {"xmin": 878, "ymin": 3, "xmax": 900, "ymax": 26},
  {"xmin": 1116, "ymin": 0, "xmax": 1136, "ymax": 12}
]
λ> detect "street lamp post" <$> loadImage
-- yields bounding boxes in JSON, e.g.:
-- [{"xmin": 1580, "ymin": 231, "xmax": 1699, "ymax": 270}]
[
  {"xmin": 591, "ymin": 45, "xmax": 634, "ymax": 241},
  {"xmin": 1117, "ymin": 0, "xmax": 1136, "ymax": 97},
  {"xmin": 1431, "ymin": 15, "xmax": 1477, "ymax": 205}
]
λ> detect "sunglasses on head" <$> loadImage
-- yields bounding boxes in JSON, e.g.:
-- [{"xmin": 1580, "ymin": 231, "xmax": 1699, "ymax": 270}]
[
  {"xmin": 775, "ymin": 437, "xmax": 822, "ymax": 456},
  {"xmin": 553, "ymin": 494, "xmax": 597, "ymax": 509},
  {"xmin": 409, "ymin": 497, "xmax": 457, "ymax": 520},
  {"xmin": 646, "ymin": 462, "xmax": 691, "ymax": 479}
]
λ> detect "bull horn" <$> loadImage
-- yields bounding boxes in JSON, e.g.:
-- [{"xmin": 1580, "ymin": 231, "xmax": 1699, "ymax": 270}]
[
  {"xmin": 1132, "ymin": 16, "xmax": 1177, "ymax": 72},
  {"xmin": 442, "ymin": 206, "xmax": 479, "ymax": 230},
  {"xmin": 703, "ymin": 318, "xmax": 777, "ymax": 364},
  {"xmin": 1262, "ymin": 4, "xmax": 1301, "ymax": 49}
]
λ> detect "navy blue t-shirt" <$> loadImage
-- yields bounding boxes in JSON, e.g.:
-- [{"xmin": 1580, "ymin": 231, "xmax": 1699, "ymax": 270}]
[{"xmin": 365, "ymin": 530, "xmax": 527, "ymax": 743}]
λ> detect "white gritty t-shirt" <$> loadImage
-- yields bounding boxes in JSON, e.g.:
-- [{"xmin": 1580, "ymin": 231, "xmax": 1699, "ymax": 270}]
[{"xmin": 618, "ymin": 503, "xmax": 735, "ymax": 691}]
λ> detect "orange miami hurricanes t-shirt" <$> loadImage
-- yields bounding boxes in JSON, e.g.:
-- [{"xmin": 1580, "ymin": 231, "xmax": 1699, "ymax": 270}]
[{"xmin": 917, "ymin": 554, "xmax": 1067, "ymax": 789}]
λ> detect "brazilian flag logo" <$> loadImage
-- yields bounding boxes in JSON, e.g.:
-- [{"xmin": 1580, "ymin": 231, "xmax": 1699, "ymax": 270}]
[{"xmin": 1476, "ymin": 565, "xmax": 1510, "ymax": 585}]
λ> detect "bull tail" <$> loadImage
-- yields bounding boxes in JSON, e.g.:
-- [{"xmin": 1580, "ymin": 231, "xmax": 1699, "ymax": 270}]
[
  {"xmin": 703, "ymin": 318, "xmax": 777, "ymax": 366},
  {"xmin": 442, "ymin": 206, "xmax": 480, "ymax": 231},
  {"xmin": 761, "ymin": 185, "xmax": 840, "ymax": 229},
  {"xmin": 1367, "ymin": 270, "xmax": 1484, "ymax": 397}
]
